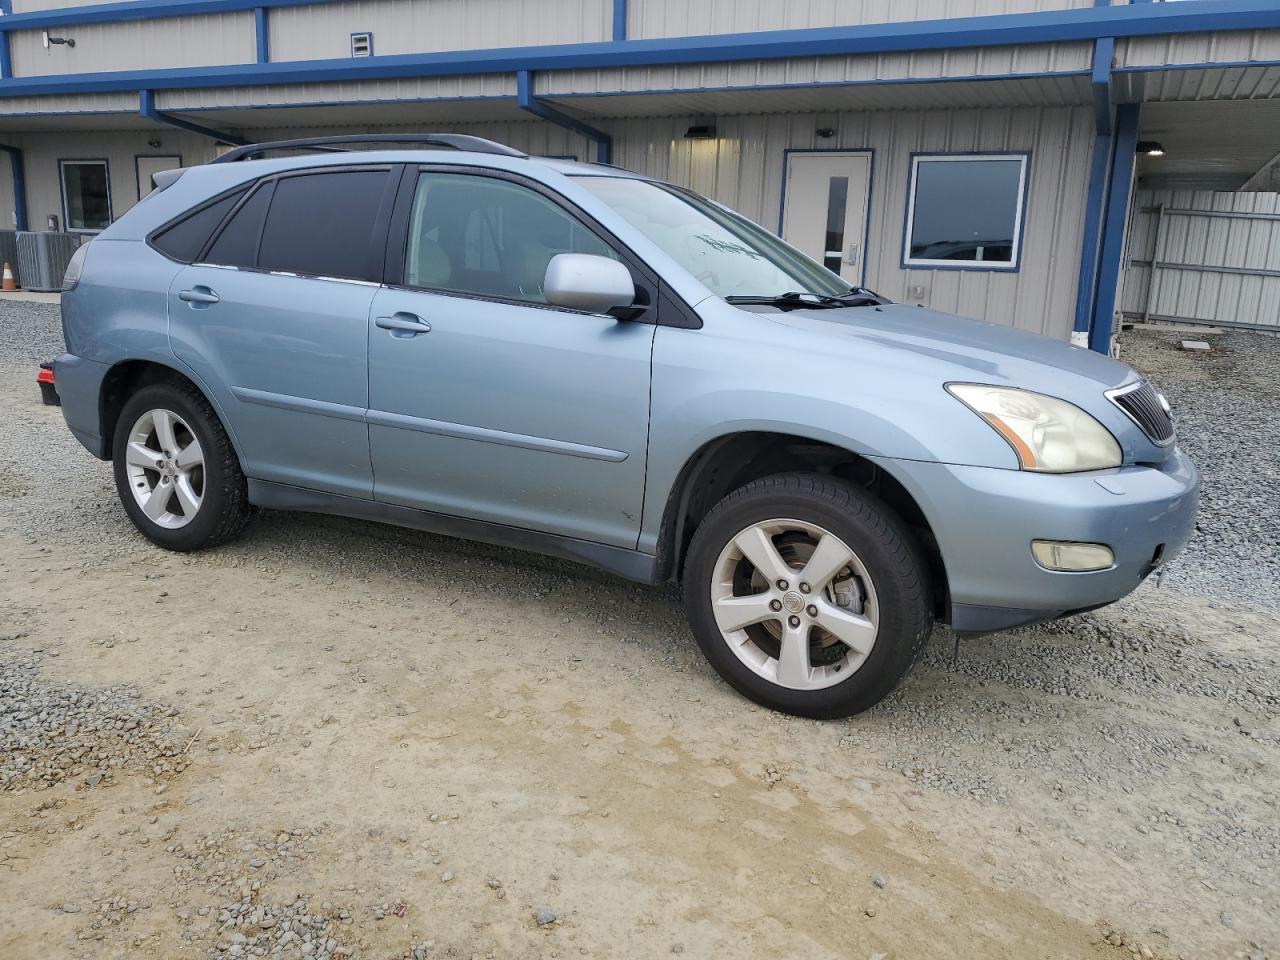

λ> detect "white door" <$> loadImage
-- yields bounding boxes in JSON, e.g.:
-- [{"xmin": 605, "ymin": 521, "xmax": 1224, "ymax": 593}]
[
  {"xmin": 780, "ymin": 152, "xmax": 872, "ymax": 285},
  {"xmin": 135, "ymin": 155, "xmax": 182, "ymax": 200}
]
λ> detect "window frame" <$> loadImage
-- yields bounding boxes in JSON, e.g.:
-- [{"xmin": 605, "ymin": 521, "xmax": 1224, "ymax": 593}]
[
  {"xmin": 58, "ymin": 158, "xmax": 113, "ymax": 233},
  {"xmin": 900, "ymin": 152, "xmax": 1031, "ymax": 273},
  {"xmin": 383, "ymin": 164, "xmax": 699, "ymax": 328}
]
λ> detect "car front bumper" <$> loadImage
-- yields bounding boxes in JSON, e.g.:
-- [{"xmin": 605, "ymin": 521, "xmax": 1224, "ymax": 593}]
[{"xmin": 873, "ymin": 448, "xmax": 1200, "ymax": 633}]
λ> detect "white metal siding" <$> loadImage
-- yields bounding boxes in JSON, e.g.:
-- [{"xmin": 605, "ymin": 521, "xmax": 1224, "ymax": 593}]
[
  {"xmin": 629, "ymin": 0, "xmax": 1103, "ymax": 39},
  {"xmin": 538, "ymin": 43, "xmax": 1093, "ymax": 96},
  {"xmin": 8, "ymin": 14, "xmax": 256, "ymax": 76},
  {"xmin": 1122, "ymin": 189, "xmax": 1280, "ymax": 331},
  {"xmin": 0, "ymin": 91, "xmax": 138, "ymax": 115},
  {"xmin": 1116, "ymin": 29, "xmax": 1280, "ymax": 69},
  {"xmin": 155, "ymin": 74, "xmax": 516, "ymax": 111},
  {"xmin": 267, "ymin": 0, "xmax": 610, "ymax": 62}
]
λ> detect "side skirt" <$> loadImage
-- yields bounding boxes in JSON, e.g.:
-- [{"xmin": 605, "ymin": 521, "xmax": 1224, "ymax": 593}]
[{"xmin": 246, "ymin": 479, "xmax": 661, "ymax": 585}]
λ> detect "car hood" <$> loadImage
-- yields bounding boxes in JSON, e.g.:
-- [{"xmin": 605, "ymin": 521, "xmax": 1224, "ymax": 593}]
[{"xmin": 769, "ymin": 303, "xmax": 1135, "ymax": 390}]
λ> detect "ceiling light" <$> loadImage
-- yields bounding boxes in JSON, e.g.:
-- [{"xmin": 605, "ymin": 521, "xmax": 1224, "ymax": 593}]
[
  {"xmin": 1137, "ymin": 140, "xmax": 1166, "ymax": 157},
  {"xmin": 684, "ymin": 124, "xmax": 716, "ymax": 140}
]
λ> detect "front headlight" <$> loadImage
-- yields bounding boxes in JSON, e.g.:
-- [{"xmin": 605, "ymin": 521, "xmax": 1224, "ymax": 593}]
[{"xmin": 946, "ymin": 383, "xmax": 1121, "ymax": 473}]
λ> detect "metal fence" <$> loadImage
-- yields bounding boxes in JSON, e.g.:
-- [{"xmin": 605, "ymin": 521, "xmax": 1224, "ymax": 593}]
[{"xmin": 1121, "ymin": 189, "xmax": 1280, "ymax": 333}]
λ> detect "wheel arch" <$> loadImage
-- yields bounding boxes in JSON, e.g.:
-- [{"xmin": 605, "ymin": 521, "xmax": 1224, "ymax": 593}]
[
  {"xmin": 99, "ymin": 359, "xmax": 244, "ymax": 465},
  {"xmin": 654, "ymin": 431, "xmax": 951, "ymax": 621}
]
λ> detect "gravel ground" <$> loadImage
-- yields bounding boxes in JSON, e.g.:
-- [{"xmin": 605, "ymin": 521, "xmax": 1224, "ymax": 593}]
[{"xmin": 0, "ymin": 301, "xmax": 1277, "ymax": 960}]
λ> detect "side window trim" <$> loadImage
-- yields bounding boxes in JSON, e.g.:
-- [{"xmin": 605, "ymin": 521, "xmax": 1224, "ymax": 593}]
[
  {"xmin": 145, "ymin": 184, "xmax": 248, "ymax": 263},
  {"xmin": 383, "ymin": 163, "xmax": 700, "ymax": 327},
  {"xmin": 197, "ymin": 177, "xmax": 276, "ymax": 267}
]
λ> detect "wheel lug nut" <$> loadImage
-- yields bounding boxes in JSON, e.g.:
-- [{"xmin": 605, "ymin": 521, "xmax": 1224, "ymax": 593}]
[
  {"xmin": 807, "ymin": 605, "xmax": 818, "ymax": 617},
  {"xmin": 788, "ymin": 616, "xmax": 801, "ymax": 628},
  {"xmin": 776, "ymin": 579, "xmax": 789, "ymax": 591},
  {"xmin": 799, "ymin": 582, "xmax": 811, "ymax": 594},
  {"xmin": 769, "ymin": 599, "xmax": 782, "ymax": 612}
]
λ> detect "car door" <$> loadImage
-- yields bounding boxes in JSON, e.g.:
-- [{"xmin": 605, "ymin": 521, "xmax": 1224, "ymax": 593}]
[
  {"xmin": 168, "ymin": 165, "xmax": 398, "ymax": 499},
  {"xmin": 367, "ymin": 166, "xmax": 657, "ymax": 549}
]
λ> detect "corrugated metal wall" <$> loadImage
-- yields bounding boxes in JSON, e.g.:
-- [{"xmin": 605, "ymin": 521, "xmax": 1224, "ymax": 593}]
[
  {"xmin": 1122, "ymin": 189, "xmax": 1280, "ymax": 331},
  {"xmin": 154, "ymin": 74, "xmax": 516, "ymax": 111},
  {"xmin": 1117, "ymin": 29, "xmax": 1280, "ymax": 69},
  {"xmin": 0, "ymin": 104, "xmax": 1091, "ymax": 338},
  {"xmin": 269, "ymin": 0, "xmax": 610, "ymax": 61},
  {"xmin": 8, "ymin": 14, "xmax": 257, "ymax": 75}
]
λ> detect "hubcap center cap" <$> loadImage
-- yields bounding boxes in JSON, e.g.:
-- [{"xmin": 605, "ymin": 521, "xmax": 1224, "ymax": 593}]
[{"xmin": 781, "ymin": 591, "xmax": 805, "ymax": 614}]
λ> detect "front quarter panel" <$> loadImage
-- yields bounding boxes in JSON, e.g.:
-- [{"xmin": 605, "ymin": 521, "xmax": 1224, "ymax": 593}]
[{"xmin": 637, "ymin": 300, "xmax": 1019, "ymax": 553}]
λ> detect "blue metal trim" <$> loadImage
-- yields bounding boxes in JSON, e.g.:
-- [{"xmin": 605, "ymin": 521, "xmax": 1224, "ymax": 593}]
[
  {"xmin": 777, "ymin": 147, "xmax": 875, "ymax": 288},
  {"xmin": 57, "ymin": 156, "xmax": 113, "ymax": 233},
  {"xmin": 1091, "ymin": 36, "xmax": 1114, "ymax": 136},
  {"xmin": 0, "ymin": 0, "xmax": 12, "ymax": 14},
  {"xmin": 0, "ymin": 144, "xmax": 28, "ymax": 231},
  {"xmin": 0, "ymin": 31, "xmax": 10, "ymax": 81},
  {"xmin": 1072, "ymin": 131, "xmax": 1113, "ymax": 337},
  {"xmin": 900, "ymin": 151, "xmax": 1032, "ymax": 274},
  {"xmin": 1, "ymin": 0, "xmax": 1278, "ymax": 96},
  {"xmin": 1089, "ymin": 102, "xmax": 1139, "ymax": 354},
  {"xmin": 139, "ymin": 89, "xmax": 248, "ymax": 144},
  {"xmin": 612, "ymin": 0, "xmax": 627, "ymax": 42},
  {"xmin": 516, "ymin": 70, "xmax": 611, "ymax": 165},
  {"xmin": 254, "ymin": 6, "xmax": 269, "ymax": 64}
]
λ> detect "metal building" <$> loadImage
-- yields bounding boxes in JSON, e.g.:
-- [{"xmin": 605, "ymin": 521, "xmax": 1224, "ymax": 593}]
[{"xmin": 1, "ymin": 0, "xmax": 1278, "ymax": 349}]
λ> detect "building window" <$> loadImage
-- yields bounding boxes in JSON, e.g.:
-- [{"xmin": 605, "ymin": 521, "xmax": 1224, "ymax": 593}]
[
  {"xmin": 60, "ymin": 159, "xmax": 112, "ymax": 232},
  {"xmin": 903, "ymin": 154, "xmax": 1029, "ymax": 271}
]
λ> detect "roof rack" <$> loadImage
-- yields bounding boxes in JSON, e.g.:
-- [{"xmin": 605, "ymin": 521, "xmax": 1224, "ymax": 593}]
[{"xmin": 212, "ymin": 133, "xmax": 527, "ymax": 164}]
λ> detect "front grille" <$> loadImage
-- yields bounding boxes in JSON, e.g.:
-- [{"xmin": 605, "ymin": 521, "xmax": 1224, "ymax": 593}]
[{"xmin": 1108, "ymin": 380, "xmax": 1174, "ymax": 445}]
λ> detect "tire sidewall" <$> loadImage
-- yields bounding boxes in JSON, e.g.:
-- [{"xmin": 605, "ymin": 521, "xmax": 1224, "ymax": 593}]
[
  {"xmin": 684, "ymin": 478, "xmax": 931, "ymax": 719},
  {"xmin": 112, "ymin": 384, "xmax": 237, "ymax": 551}
]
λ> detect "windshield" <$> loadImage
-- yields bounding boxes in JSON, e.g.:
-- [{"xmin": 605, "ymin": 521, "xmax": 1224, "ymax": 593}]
[{"xmin": 574, "ymin": 175, "xmax": 855, "ymax": 301}]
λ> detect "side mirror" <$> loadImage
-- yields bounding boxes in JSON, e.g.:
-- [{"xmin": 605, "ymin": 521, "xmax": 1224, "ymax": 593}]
[{"xmin": 543, "ymin": 253, "xmax": 635, "ymax": 314}]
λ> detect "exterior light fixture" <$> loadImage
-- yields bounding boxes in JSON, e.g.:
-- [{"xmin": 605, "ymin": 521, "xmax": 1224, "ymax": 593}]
[
  {"xmin": 684, "ymin": 124, "xmax": 716, "ymax": 139},
  {"xmin": 1136, "ymin": 140, "xmax": 1165, "ymax": 157},
  {"xmin": 42, "ymin": 31, "xmax": 76, "ymax": 48}
]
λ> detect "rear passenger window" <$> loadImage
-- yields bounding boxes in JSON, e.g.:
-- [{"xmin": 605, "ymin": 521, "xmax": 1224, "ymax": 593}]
[
  {"xmin": 204, "ymin": 183, "xmax": 273, "ymax": 268},
  {"xmin": 150, "ymin": 189, "xmax": 245, "ymax": 262},
  {"xmin": 257, "ymin": 170, "xmax": 387, "ymax": 280}
]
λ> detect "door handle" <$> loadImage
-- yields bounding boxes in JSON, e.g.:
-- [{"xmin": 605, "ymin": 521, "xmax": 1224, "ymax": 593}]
[
  {"xmin": 375, "ymin": 313, "xmax": 432, "ymax": 335},
  {"xmin": 179, "ymin": 286, "xmax": 220, "ymax": 305}
]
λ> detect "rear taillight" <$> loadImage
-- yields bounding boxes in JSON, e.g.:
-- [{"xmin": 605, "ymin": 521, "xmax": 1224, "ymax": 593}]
[{"xmin": 62, "ymin": 240, "xmax": 90, "ymax": 291}]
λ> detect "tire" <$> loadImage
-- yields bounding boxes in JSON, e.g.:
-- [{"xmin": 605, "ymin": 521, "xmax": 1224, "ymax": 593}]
[
  {"xmin": 111, "ymin": 379, "xmax": 252, "ymax": 551},
  {"xmin": 682, "ymin": 473, "xmax": 933, "ymax": 719}
]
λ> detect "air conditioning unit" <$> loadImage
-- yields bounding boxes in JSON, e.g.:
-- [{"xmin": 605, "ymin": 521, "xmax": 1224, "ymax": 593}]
[
  {"xmin": 15, "ymin": 230, "xmax": 83, "ymax": 292},
  {"xmin": 0, "ymin": 230, "xmax": 19, "ymax": 287}
]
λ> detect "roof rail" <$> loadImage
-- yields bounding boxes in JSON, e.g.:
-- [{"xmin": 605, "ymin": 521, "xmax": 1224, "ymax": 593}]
[{"xmin": 212, "ymin": 133, "xmax": 527, "ymax": 164}]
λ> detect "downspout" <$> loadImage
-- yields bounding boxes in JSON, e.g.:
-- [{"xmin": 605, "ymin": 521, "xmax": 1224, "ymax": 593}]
[
  {"xmin": 515, "ymin": 70, "xmax": 612, "ymax": 165},
  {"xmin": 1071, "ymin": 36, "xmax": 1114, "ymax": 349},
  {"xmin": 0, "ymin": 144, "xmax": 28, "ymax": 231},
  {"xmin": 139, "ymin": 89, "xmax": 248, "ymax": 146}
]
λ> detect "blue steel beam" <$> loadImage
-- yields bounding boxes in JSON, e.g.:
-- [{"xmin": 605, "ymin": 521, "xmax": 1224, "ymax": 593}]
[
  {"xmin": 1089, "ymin": 103, "xmax": 1140, "ymax": 354},
  {"xmin": 516, "ymin": 70, "xmax": 612, "ymax": 164},
  {"xmin": 0, "ymin": 0, "xmax": 1278, "ymax": 96},
  {"xmin": 139, "ymin": 89, "xmax": 248, "ymax": 145},
  {"xmin": 1091, "ymin": 36, "xmax": 1114, "ymax": 136},
  {"xmin": 0, "ymin": 144, "xmax": 29, "ymax": 231},
  {"xmin": 255, "ymin": 6, "xmax": 270, "ymax": 64}
]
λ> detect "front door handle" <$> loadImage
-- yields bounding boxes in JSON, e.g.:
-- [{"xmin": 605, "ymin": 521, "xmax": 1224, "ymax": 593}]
[
  {"xmin": 375, "ymin": 313, "xmax": 432, "ymax": 335},
  {"xmin": 179, "ymin": 286, "xmax": 220, "ymax": 305}
]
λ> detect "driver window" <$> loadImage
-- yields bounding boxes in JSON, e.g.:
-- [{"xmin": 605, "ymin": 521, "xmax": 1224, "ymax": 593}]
[{"xmin": 404, "ymin": 172, "xmax": 618, "ymax": 303}]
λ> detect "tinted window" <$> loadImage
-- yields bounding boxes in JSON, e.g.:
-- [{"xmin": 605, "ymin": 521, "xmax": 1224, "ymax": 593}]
[
  {"xmin": 404, "ymin": 172, "xmax": 616, "ymax": 303},
  {"xmin": 905, "ymin": 156, "xmax": 1027, "ymax": 268},
  {"xmin": 151, "ymin": 190, "xmax": 245, "ymax": 262},
  {"xmin": 60, "ymin": 160, "xmax": 112, "ymax": 231},
  {"xmin": 204, "ymin": 183, "xmax": 273, "ymax": 268},
  {"xmin": 257, "ymin": 170, "xmax": 387, "ymax": 280}
]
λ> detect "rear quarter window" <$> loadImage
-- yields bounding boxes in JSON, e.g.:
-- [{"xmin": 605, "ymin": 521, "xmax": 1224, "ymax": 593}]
[
  {"xmin": 149, "ymin": 189, "xmax": 245, "ymax": 262},
  {"xmin": 204, "ymin": 183, "xmax": 274, "ymax": 269}
]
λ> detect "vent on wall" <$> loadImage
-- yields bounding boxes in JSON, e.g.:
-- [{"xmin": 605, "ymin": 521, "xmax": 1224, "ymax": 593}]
[{"xmin": 350, "ymin": 32, "xmax": 373, "ymax": 57}]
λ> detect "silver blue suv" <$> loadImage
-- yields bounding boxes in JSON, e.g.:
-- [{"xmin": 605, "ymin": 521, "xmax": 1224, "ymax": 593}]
[{"xmin": 54, "ymin": 134, "xmax": 1199, "ymax": 718}]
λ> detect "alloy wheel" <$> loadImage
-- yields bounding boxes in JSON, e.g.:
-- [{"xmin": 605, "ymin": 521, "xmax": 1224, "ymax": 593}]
[{"xmin": 123, "ymin": 408, "xmax": 205, "ymax": 529}]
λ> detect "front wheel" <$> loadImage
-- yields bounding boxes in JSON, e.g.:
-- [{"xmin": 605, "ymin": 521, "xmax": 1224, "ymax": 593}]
[
  {"xmin": 682, "ymin": 474, "xmax": 933, "ymax": 719},
  {"xmin": 111, "ymin": 380, "xmax": 252, "ymax": 551}
]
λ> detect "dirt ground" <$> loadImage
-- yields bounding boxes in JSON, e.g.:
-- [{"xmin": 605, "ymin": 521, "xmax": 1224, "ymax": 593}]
[{"xmin": 0, "ymin": 312, "xmax": 1276, "ymax": 960}]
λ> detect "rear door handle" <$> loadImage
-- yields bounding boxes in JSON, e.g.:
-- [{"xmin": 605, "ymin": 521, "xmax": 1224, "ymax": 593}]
[
  {"xmin": 375, "ymin": 313, "xmax": 432, "ymax": 335},
  {"xmin": 179, "ymin": 286, "xmax": 220, "ymax": 305}
]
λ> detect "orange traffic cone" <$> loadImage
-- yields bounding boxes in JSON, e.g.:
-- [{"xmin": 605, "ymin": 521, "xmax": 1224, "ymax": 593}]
[{"xmin": 1, "ymin": 262, "xmax": 16, "ymax": 291}]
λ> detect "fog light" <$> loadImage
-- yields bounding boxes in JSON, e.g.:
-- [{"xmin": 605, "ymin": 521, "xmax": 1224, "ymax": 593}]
[{"xmin": 1031, "ymin": 540, "xmax": 1115, "ymax": 572}]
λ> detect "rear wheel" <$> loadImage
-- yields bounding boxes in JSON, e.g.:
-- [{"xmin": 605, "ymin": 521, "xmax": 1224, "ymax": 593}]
[
  {"xmin": 683, "ymin": 474, "xmax": 932, "ymax": 718},
  {"xmin": 111, "ymin": 381, "xmax": 251, "ymax": 551}
]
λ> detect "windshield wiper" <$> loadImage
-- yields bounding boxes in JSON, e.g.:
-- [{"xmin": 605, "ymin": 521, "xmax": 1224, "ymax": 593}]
[{"xmin": 725, "ymin": 289, "xmax": 883, "ymax": 310}]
